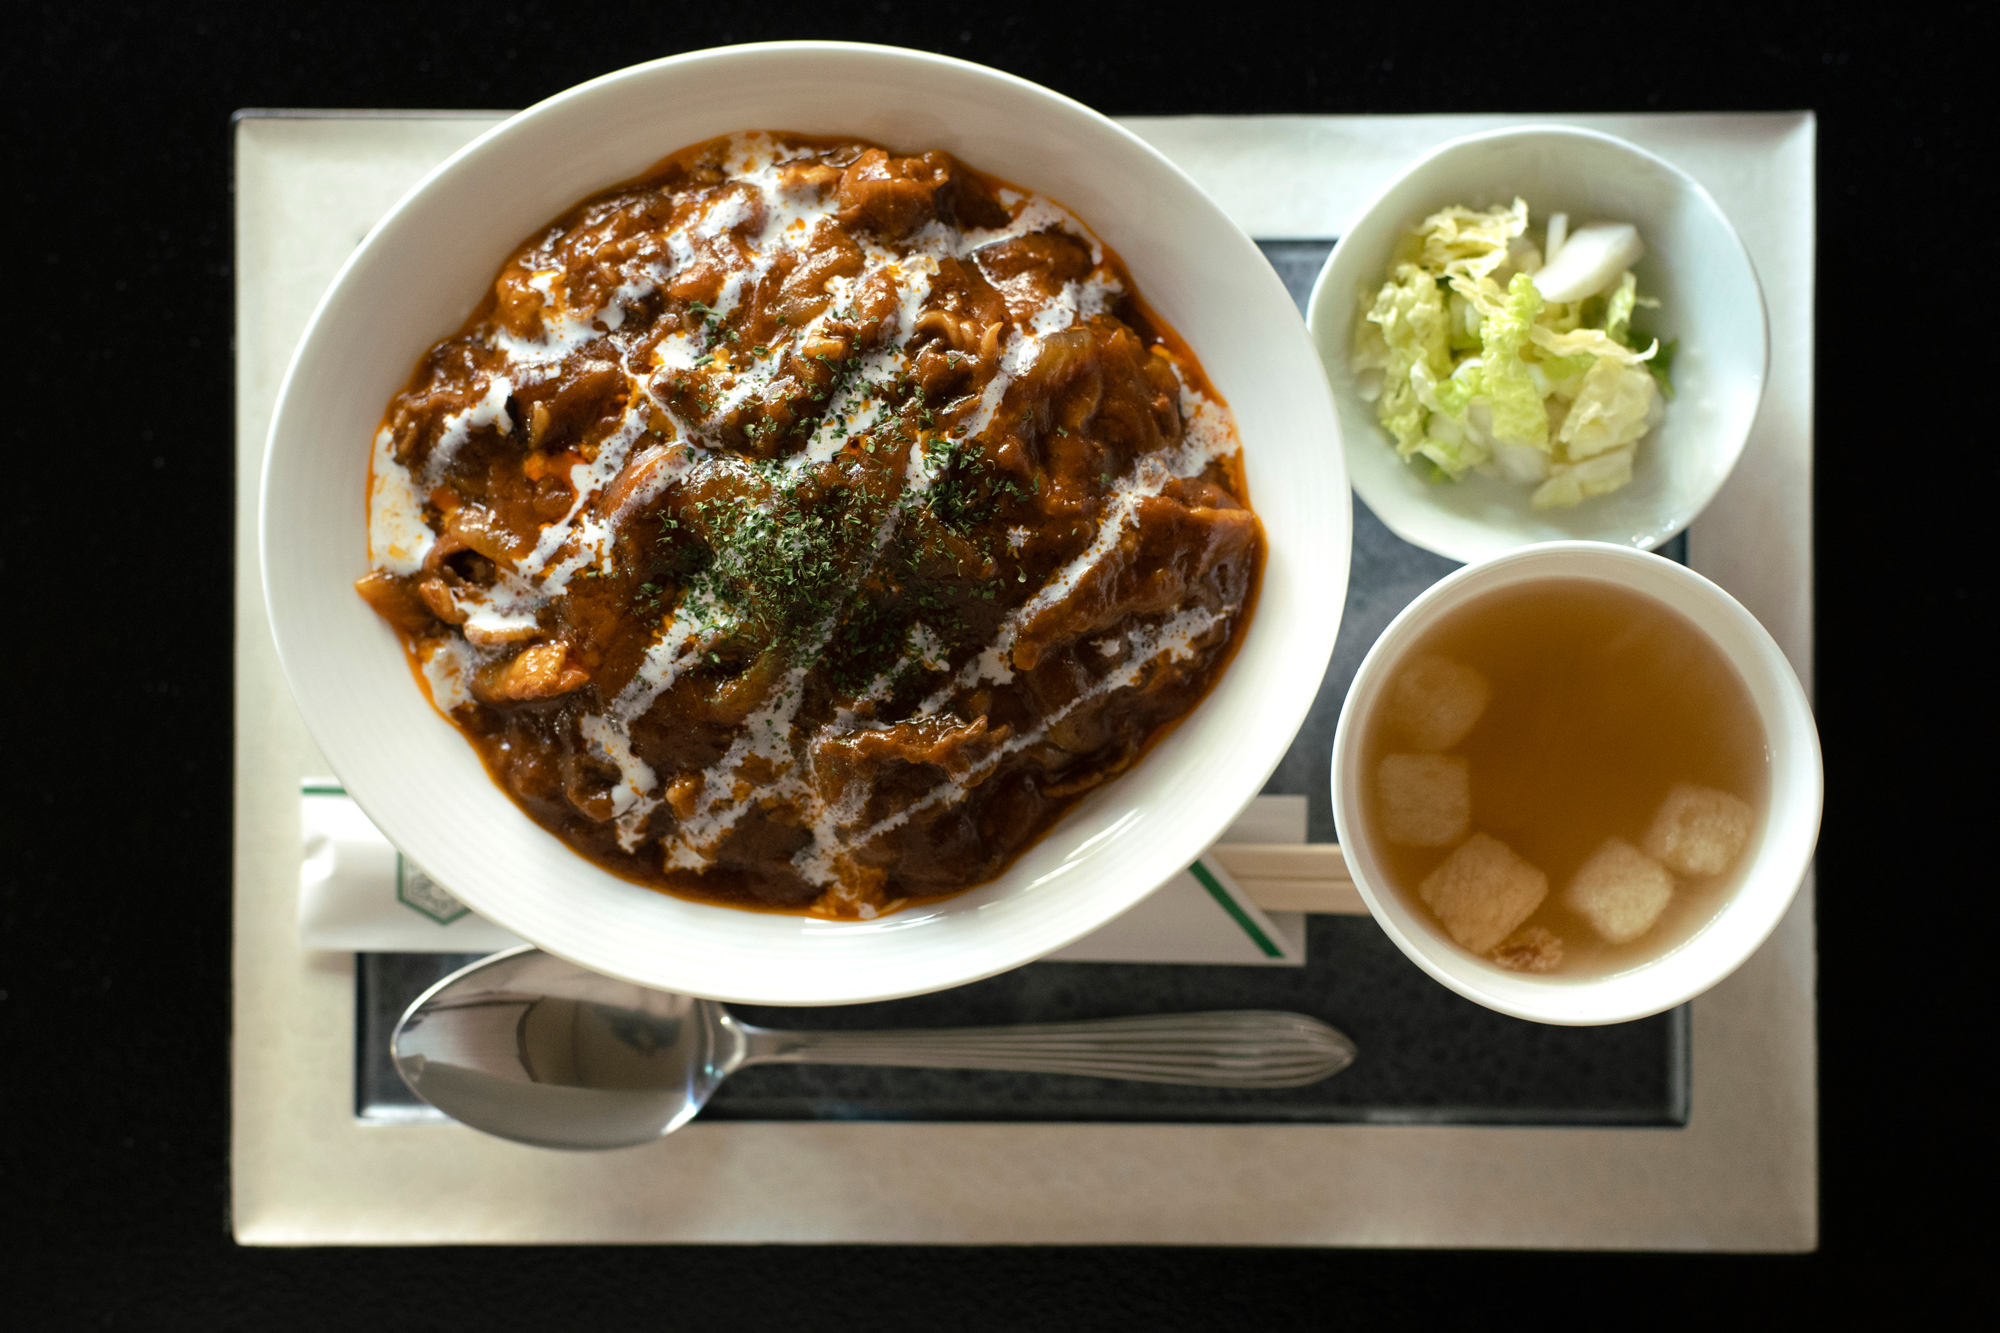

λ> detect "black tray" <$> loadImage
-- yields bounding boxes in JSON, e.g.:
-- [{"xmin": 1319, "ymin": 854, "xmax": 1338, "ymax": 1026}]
[{"xmin": 354, "ymin": 240, "xmax": 1691, "ymax": 1129}]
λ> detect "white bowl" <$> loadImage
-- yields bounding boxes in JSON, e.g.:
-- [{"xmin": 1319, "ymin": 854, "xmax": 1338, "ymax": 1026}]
[
  {"xmin": 261, "ymin": 42, "xmax": 1350, "ymax": 1005},
  {"xmin": 1330, "ymin": 542, "xmax": 1820, "ymax": 1025},
  {"xmin": 1306, "ymin": 126, "xmax": 1767, "ymax": 564}
]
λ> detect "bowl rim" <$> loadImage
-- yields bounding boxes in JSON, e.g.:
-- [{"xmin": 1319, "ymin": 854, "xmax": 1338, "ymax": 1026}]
[
  {"xmin": 1304, "ymin": 122, "xmax": 1771, "ymax": 565},
  {"xmin": 258, "ymin": 41, "xmax": 1351, "ymax": 1004},
  {"xmin": 1329, "ymin": 540, "xmax": 1822, "ymax": 1026}
]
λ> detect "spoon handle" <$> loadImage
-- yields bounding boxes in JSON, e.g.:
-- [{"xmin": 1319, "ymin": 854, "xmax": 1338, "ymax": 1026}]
[{"xmin": 737, "ymin": 1010, "xmax": 1355, "ymax": 1088}]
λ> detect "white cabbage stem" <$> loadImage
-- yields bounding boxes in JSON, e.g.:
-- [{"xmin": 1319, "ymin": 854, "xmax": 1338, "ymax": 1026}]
[{"xmin": 1532, "ymin": 223, "xmax": 1644, "ymax": 302}]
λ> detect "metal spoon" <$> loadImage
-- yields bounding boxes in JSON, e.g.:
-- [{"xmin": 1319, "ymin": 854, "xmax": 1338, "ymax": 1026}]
[{"xmin": 392, "ymin": 946, "xmax": 1357, "ymax": 1150}]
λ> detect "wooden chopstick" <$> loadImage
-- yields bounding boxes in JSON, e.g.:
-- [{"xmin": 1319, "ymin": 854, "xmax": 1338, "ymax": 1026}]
[{"xmin": 1205, "ymin": 844, "xmax": 1369, "ymax": 915}]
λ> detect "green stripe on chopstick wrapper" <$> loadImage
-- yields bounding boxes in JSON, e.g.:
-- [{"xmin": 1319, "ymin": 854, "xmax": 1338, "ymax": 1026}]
[{"xmin": 1189, "ymin": 859, "xmax": 1284, "ymax": 959}]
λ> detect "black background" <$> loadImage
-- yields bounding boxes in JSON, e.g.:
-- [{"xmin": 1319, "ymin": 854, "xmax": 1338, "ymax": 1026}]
[{"xmin": 3, "ymin": 1, "xmax": 1983, "ymax": 1325}]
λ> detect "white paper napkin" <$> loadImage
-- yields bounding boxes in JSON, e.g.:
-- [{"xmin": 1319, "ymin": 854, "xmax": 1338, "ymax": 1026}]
[{"xmin": 299, "ymin": 780, "xmax": 1305, "ymax": 965}]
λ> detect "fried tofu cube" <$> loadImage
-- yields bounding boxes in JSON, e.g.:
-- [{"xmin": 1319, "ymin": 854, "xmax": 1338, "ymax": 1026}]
[
  {"xmin": 1642, "ymin": 783, "xmax": 1756, "ymax": 876},
  {"xmin": 1491, "ymin": 925, "xmax": 1565, "ymax": 973},
  {"xmin": 1418, "ymin": 833, "xmax": 1548, "ymax": 954},
  {"xmin": 1385, "ymin": 654, "xmax": 1492, "ymax": 751},
  {"xmin": 1376, "ymin": 754, "xmax": 1471, "ymax": 847},
  {"xmin": 1564, "ymin": 837, "xmax": 1675, "ymax": 943}
]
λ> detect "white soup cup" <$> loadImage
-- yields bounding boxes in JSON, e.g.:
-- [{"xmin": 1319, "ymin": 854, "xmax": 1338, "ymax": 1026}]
[{"xmin": 1331, "ymin": 541, "xmax": 1820, "ymax": 1025}]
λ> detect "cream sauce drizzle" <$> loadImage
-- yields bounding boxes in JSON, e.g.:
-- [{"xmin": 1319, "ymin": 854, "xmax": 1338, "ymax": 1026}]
[
  {"xmin": 368, "ymin": 427, "xmax": 435, "ymax": 574},
  {"xmin": 794, "ymin": 603, "xmax": 1232, "ymax": 887}
]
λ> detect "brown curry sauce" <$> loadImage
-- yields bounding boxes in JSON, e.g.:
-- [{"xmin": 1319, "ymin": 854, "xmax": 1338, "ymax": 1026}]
[{"xmin": 355, "ymin": 132, "xmax": 1264, "ymax": 919}]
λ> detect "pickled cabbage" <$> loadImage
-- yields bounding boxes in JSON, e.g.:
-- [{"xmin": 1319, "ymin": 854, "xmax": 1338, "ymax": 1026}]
[
  {"xmin": 1354, "ymin": 199, "xmax": 1669, "ymax": 508},
  {"xmin": 1353, "ymin": 262, "xmax": 1451, "ymax": 460}
]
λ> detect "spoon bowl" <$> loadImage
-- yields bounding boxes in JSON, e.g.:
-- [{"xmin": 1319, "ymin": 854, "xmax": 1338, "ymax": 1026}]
[
  {"xmin": 393, "ymin": 949, "xmax": 739, "ymax": 1148},
  {"xmin": 393, "ymin": 947, "xmax": 1358, "ymax": 1150}
]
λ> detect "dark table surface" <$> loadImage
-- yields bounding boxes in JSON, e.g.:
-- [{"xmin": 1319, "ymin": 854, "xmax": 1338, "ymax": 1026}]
[{"xmin": 5, "ymin": 3, "xmax": 1981, "ymax": 1325}]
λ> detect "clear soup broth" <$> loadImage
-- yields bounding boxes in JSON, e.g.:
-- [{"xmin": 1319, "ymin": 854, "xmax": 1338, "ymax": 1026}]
[{"xmin": 1359, "ymin": 577, "xmax": 1770, "ymax": 978}]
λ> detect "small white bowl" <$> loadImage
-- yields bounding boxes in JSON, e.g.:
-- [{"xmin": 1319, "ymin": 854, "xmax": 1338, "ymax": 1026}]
[
  {"xmin": 1306, "ymin": 126, "xmax": 1768, "ymax": 564},
  {"xmin": 260, "ymin": 43, "xmax": 1349, "ymax": 1005},
  {"xmin": 1330, "ymin": 542, "xmax": 1820, "ymax": 1026}
]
